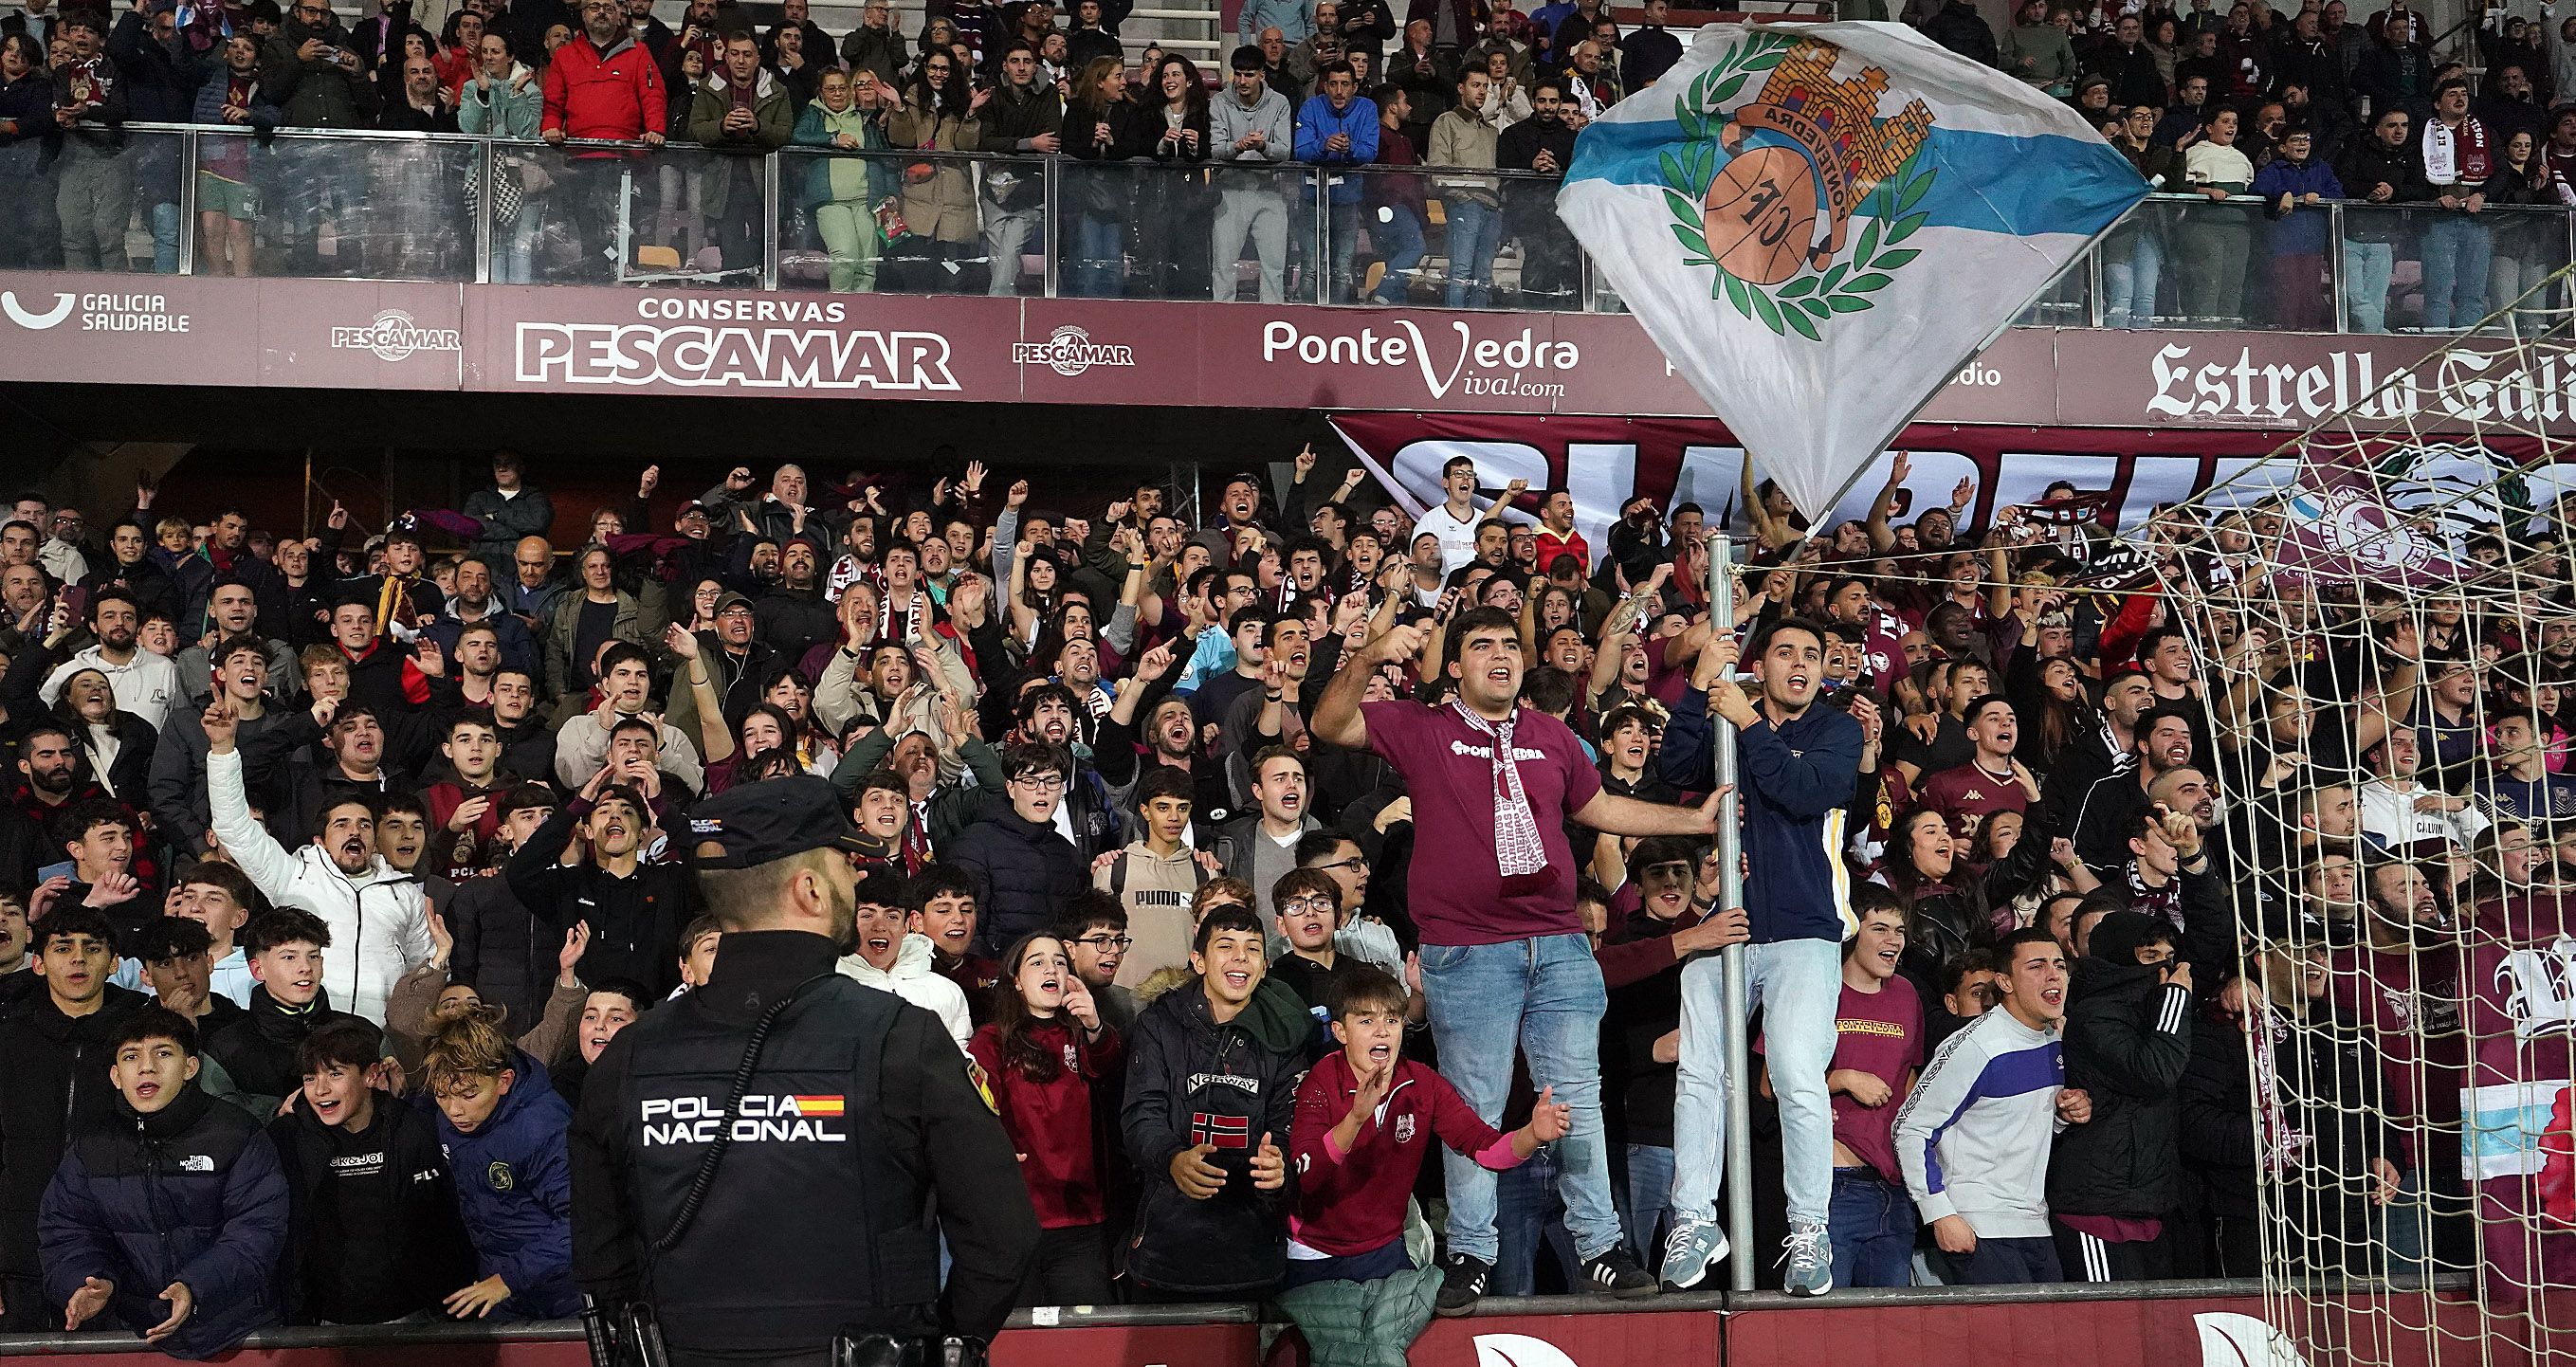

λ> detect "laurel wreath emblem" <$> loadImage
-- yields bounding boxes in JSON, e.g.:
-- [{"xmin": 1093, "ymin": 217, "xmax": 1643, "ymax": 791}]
[{"xmin": 1657, "ymin": 34, "xmax": 1939, "ymax": 341}]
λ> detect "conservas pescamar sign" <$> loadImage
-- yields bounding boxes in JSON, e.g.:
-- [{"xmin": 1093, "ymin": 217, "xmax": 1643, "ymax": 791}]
[{"xmin": 515, "ymin": 296, "xmax": 960, "ymax": 391}]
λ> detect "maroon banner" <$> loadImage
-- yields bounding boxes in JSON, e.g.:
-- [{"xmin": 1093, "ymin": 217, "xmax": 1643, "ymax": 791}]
[
  {"xmin": 8, "ymin": 268, "xmax": 2576, "ymax": 433},
  {"xmin": 1328, "ymin": 412, "xmax": 2576, "ymax": 552}
]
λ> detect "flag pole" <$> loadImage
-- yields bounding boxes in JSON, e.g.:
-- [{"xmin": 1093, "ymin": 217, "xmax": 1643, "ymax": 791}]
[{"xmin": 1705, "ymin": 529, "xmax": 1755, "ymax": 1291}]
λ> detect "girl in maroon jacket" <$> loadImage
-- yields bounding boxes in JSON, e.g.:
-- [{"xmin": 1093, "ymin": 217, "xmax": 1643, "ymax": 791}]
[{"xmin": 967, "ymin": 934, "xmax": 1125, "ymax": 1306}]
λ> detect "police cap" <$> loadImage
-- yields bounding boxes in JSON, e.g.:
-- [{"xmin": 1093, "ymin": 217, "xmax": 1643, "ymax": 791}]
[{"xmin": 687, "ymin": 775, "xmax": 876, "ymax": 869}]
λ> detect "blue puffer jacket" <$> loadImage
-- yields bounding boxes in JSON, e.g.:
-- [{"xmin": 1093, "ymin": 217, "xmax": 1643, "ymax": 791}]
[
  {"xmin": 435, "ymin": 1072, "xmax": 578, "ymax": 1320},
  {"xmin": 37, "ymin": 1084, "xmax": 289, "ymax": 1361}
]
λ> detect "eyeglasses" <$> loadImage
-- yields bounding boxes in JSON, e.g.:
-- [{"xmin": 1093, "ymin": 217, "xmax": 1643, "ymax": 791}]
[
  {"xmin": 1311, "ymin": 857, "xmax": 1366, "ymax": 874},
  {"xmin": 1074, "ymin": 935, "xmax": 1132, "ymax": 950},
  {"xmin": 1280, "ymin": 896, "xmax": 1338, "ymax": 915},
  {"xmin": 1011, "ymin": 773, "xmax": 1067, "ymax": 791}
]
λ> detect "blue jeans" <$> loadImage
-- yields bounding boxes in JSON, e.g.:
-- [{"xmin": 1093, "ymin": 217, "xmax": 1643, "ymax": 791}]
[
  {"xmin": 2102, "ymin": 232, "xmax": 2162, "ymax": 329},
  {"xmin": 1492, "ymin": 1145, "xmax": 1581, "ymax": 1294},
  {"xmin": 149, "ymin": 199, "xmax": 179, "ymax": 274},
  {"xmin": 1829, "ymin": 1169, "xmax": 1916, "ymax": 1288},
  {"xmin": 2419, "ymin": 214, "xmax": 2493, "ymax": 329},
  {"xmin": 1372, "ymin": 205, "xmax": 1426, "ymax": 303},
  {"xmin": 1622, "ymin": 1143, "xmax": 1674, "ymax": 1265},
  {"xmin": 2344, "ymin": 239, "xmax": 2394, "ymax": 332},
  {"xmin": 1071, "ymin": 211, "xmax": 1124, "ymax": 297},
  {"xmin": 1441, "ymin": 196, "xmax": 1500, "ymax": 309},
  {"xmin": 1418, "ymin": 934, "xmax": 1623, "ymax": 1266},
  {"xmin": 1671, "ymin": 938, "xmax": 1841, "ymax": 1229},
  {"xmin": 1325, "ymin": 199, "xmax": 1360, "ymax": 302}
]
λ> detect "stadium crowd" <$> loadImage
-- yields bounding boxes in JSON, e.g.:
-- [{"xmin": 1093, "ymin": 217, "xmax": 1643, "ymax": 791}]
[
  {"xmin": 2, "ymin": 0, "xmax": 2575, "ymax": 327},
  {"xmin": 0, "ymin": 440, "xmax": 2563, "ymax": 1358}
]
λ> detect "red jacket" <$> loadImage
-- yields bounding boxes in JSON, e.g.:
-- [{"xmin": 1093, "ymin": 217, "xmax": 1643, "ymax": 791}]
[
  {"xmin": 965, "ymin": 1018, "xmax": 1124, "ymax": 1229},
  {"xmin": 540, "ymin": 33, "xmax": 666, "ymax": 144},
  {"xmin": 1288, "ymin": 1051, "xmax": 1517, "ymax": 1257}
]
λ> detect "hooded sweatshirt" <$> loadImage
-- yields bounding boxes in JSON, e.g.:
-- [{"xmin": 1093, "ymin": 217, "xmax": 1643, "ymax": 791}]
[{"xmin": 836, "ymin": 932, "xmax": 973, "ymax": 1049}]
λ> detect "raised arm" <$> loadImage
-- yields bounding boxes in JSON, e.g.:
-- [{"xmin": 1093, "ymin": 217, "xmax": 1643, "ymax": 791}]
[
  {"xmin": 202, "ymin": 702, "xmax": 300, "ymax": 903},
  {"xmin": 1315, "ymin": 620, "xmax": 1429, "ymax": 750}
]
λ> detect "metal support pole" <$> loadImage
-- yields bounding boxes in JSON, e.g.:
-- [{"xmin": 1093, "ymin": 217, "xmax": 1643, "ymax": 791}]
[
  {"xmin": 2329, "ymin": 201, "xmax": 2348, "ymax": 335},
  {"xmin": 1706, "ymin": 531, "xmax": 1754, "ymax": 1290},
  {"xmin": 759, "ymin": 152, "xmax": 781, "ymax": 291},
  {"xmin": 175, "ymin": 130, "xmax": 199, "ymax": 277},
  {"xmin": 1042, "ymin": 156, "xmax": 1062, "ymax": 300},
  {"xmin": 471, "ymin": 138, "xmax": 494, "ymax": 286}
]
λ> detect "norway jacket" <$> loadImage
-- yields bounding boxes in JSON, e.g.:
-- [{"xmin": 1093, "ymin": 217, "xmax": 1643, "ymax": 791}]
[
  {"xmin": 502, "ymin": 802, "xmax": 693, "ymax": 1001},
  {"xmin": 0, "ymin": 985, "xmax": 149, "ymax": 1282},
  {"xmin": 541, "ymin": 32, "xmax": 667, "ymax": 143},
  {"xmin": 261, "ymin": 12, "xmax": 381, "ymax": 127},
  {"xmin": 437, "ymin": 1069, "xmax": 578, "ymax": 1320},
  {"xmin": 203, "ymin": 985, "xmax": 372, "ymax": 1117},
  {"xmin": 685, "ymin": 68, "xmax": 794, "ymax": 217},
  {"xmin": 950, "ymin": 805, "xmax": 1087, "ymax": 957},
  {"xmin": 209, "ymin": 749, "xmax": 435, "ymax": 1025},
  {"xmin": 2045, "ymin": 920, "xmax": 2193, "ymax": 1220},
  {"xmin": 271, "ymin": 1091, "xmax": 475, "ymax": 1323},
  {"xmin": 38, "ymin": 1084, "xmax": 288, "ymax": 1360},
  {"xmin": 836, "ymin": 932, "xmax": 974, "ymax": 1049},
  {"xmin": 1120, "ymin": 978, "xmax": 1306, "ymax": 1294}
]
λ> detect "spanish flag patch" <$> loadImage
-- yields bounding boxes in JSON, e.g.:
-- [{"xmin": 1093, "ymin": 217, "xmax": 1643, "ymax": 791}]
[
  {"xmin": 964, "ymin": 1057, "xmax": 999, "ymax": 1115},
  {"xmin": 792, "ymin": 1095, "xmax": 847, "ymax": 1118}
]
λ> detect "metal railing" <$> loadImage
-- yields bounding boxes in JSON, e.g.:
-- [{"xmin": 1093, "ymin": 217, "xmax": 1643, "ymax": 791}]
[{"xmin": 22, "ymin": 120, "xmax": 2576, "ymax": 335}]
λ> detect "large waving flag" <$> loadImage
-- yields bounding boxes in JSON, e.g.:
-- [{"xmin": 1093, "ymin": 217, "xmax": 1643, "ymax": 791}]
[{"xmin": 1557, "ymin": 23, "xmax": 2147, "ymax": 519}]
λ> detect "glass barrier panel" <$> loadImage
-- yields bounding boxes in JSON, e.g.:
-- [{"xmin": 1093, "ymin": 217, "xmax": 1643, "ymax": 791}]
[
  {"xmin": 2476, "ymin": 204, "xmax": 2572, "ymax": 338},
  {"xmin": 1032, "ymin": 155, "xmax": 1318, "ymax": 304},
  {"xmin": 2339, "ymin": 201, "xmax": 2470, "ymax": 335},
  {"xmin": 2017, "ymin": 249, "xmax": 2093, "ymax": 328},
  {"xmin": 194, "ymin": 130, "xmax": 475, "ymax": 281},
  {"xmin": 502, "ymin": 140, "xmax": 767, "ymax": 288},
  {"xmin": 14, "ymin": 128, "xmax": 195, "ymax": 274},
  {"xmin": 776, "ymin": 148, "xmax": 964, "ymax": 295}
]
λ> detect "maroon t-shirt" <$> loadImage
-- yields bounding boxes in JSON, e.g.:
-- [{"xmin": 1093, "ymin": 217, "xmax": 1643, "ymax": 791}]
[
  {"xmin": 1362, "ymin": 700, "xmax": 1603, "ymax": 946},
  {"xmin": 1830, "ymin": 976, "xmax": 1926, "ymax": 1184},
  {"xmin": 1915, "ymin": 761, "xmax": 2030, "ymax": 846}
]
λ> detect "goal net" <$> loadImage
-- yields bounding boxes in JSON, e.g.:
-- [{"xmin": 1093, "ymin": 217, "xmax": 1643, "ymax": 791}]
[{"xmin": 2159, "ymin": 274, "xmax": 2576, "ymax": 1366}]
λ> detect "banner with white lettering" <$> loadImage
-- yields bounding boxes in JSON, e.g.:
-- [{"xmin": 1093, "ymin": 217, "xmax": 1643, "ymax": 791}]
[{"xmin": 1329, "ymin": 414, "xmax": 2576, "ymax": 560}]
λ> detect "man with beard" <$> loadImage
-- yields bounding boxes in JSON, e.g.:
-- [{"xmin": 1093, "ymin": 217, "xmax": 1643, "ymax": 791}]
[
  {"xmin": 539, "ymin": 0, "xmax": 667, "ymax": 279},
  {"xmin": 8, "ymin": 724, "xmax": 112, "ymax": 887},
  {"xmin": 2072, "ymin": 703, "xmax": 2197, "ymax": 874},
  {"xmin": 206, "ymin": 698, "xmax": 434, "ymax": 1026},
  {"xmin": 1101, "ymin": 642, "xmax": 1233, "ymax": 828},
  {"xmin": 175, "ymin": 579, "xmax": 300, "ymax": 707},
  {"xmin": 754, "ymin": 538, "xmax": 835, "ymax": 665},
  {"xmin": 1009, "ymin": 683, "xmax": 1124, "ymax": 859},
  {"xmin": 571, "ymin": 776, "xmax": 1035, "ymax": 1366},
  {"xmin": 1496, "ymin": 78, "xmax": 1578, "ymax": 305},
  {"xmin": 422, "ymin": 558, "xmax": 540, "ymax": 682},
  {"xmin": 505, "ymin": 770, "xmax": 691, "ymax": 1000},
  {"xmin": 40, "ymin": 588, "xmax": 186, "ymax": 732}
]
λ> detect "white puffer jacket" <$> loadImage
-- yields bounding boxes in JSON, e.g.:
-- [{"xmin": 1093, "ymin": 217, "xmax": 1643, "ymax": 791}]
[
  {"xmin": 206, "ymin": 749, "xmax": 434, "ymax": 1025},
  {"xmin": 835, "ymin": 932, "xmax": 973, "ymax": 1050}
]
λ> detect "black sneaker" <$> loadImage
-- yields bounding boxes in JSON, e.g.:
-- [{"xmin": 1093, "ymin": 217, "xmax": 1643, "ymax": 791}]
[
  {"xmin": 1435, "ymin": 1252, "xmax": 1492, "ymax": 1317},
  {"xmin": 1583, "ymin": 1248, "xmax": 1660, "ymax": 1300}
]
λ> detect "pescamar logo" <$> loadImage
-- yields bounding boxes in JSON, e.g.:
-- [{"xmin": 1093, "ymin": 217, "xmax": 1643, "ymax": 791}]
[
  {"xmin": 1014, "ymin": 324, "xmax": 1135, "ymax": 376},
  {"xmin": 332, "ymin": 309, "xmax": 462, "ymax": 362},
  {"xmin": 519, "ymin": 312, "xmax": 959, "ymax": 392},
  {"xmin": 1262, "ymin": 319, "xmax": 1577, "ymax": 402}
]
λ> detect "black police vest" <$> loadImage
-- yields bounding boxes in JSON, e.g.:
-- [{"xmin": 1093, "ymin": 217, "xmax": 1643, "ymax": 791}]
[{"xmin": 619, "ymin": 978, "xmax": 942, "ymax": 1355}]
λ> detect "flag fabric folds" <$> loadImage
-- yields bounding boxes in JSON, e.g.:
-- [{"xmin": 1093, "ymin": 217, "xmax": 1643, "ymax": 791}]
[{"xmin": 1556, "ymin": 21, "xmax": 2147, "ymax": 519}]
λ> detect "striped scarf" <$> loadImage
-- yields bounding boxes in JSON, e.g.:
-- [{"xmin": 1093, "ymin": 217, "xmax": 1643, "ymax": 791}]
[{"xmin": 1452, "ymin": 702, "xmax": 1546, "ymax": 877}]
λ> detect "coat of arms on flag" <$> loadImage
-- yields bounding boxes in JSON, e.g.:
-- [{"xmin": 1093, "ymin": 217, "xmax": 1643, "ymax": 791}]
[{"xmin": 1658, "ymin": 34, "xmax": 1934, "ymax": 340}]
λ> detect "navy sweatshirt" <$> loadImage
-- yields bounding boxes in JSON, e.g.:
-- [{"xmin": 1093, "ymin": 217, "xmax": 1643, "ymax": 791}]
[{"xmin": 1659, "ymin": 687, "xmax": 1864, "ymax": 944}]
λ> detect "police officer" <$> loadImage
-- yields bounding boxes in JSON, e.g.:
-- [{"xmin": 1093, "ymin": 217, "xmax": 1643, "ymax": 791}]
[{"xmin": 571, "ymin": 775, "xmax": 1038, "ymax": 1367}]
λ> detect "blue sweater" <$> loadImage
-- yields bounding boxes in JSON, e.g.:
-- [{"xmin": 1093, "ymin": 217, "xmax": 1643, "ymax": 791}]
[
  {"xmin": 436, "ymin": 1076, "xmax": 577, "ymax": 1320},
  {"xmin": 2250, "ymin": 156, "xmax": 2345, "ymax": 257},
  {"xmin": 1660, "ymin": 687, "xmax": 1863, "ymax": 943}
]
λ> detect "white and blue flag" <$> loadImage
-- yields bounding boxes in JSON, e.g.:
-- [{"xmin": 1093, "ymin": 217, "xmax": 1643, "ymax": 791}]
[{"xmin": 1556, "ymin": 22, "xmax": 2147, "ymax": 519}]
